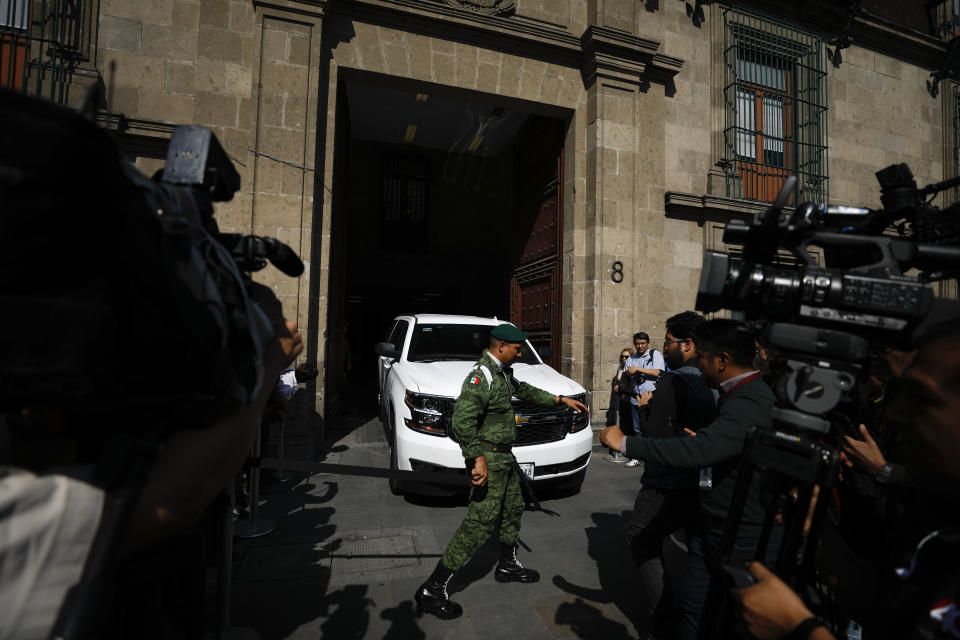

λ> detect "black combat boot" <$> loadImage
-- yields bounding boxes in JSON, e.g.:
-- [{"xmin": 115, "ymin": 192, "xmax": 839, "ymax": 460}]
[
  {"xmin": 495, "ymin": 542, "xmax": 540, "ymax": 583},
  {"xmin": 415, "ymin": 560, "xmax": 463, "ymax": 619}
]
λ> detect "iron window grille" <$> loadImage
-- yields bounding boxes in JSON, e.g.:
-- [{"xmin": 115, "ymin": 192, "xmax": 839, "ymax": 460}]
[
  {"xmin": 931, "ymin": 0, "xmax": 960, "ymax": 42},
  {"xmin": 381, "ymin": 153, "xmax": 429, "ymax": 250},
  {"xmin": 954, "ymin": 83, "xmax": 960, "ymax": 204},
  {"xmin": 723, "ymin": 6, "xmax": 829, "ymax": 206},
  {"xmin": 1, "ymin": 0, "xmax": 89, "ymax": 104}
]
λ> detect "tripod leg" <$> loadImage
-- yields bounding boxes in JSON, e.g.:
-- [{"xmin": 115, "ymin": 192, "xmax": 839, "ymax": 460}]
[
  {"xmin": 754, "ymin": 507, "xmax": 777, "ymax": 562},
  {"xmin": 774, "ymin": 484, "xmax": 814, "ymax": 582},
  {"xmin": 697, "ymin": 431, "xmax": 761, "ymax": 640}
]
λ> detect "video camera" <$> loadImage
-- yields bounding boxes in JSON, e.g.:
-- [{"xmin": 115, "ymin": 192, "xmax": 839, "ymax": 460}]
[
  {"xmin": 697, "ymin": 168, "xmax": 960, "ymax": 339},
  {"xmin": 693, "ymin": 168, "xmax": 960, "ymax": 640},
  {"xmin": 0, "ymin": 88, "xmax": 303, "ymax": 463},
  {"xmin": 696, "ymin": 168, "xmax": 960, "ymax": 434}
]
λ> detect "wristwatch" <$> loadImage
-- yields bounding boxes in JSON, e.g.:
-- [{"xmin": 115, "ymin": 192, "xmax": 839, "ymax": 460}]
[
  {"xmin": 785, "ymin": 617, "xmax": 827, "ymax": 640},
  {"xmin": 875, "ymin": 463, "xmax": 895, "ymax": 484}
]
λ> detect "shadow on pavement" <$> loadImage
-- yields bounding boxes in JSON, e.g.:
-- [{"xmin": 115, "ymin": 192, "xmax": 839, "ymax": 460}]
[
  {"xmin": 230, "ymin": 477, "xmax": 342, "ymax": 639},
  {"xmin": 231, "ymin": 409, "xmax": 434, "ymax": 640},
  {"xmin": 551, "ymin": 511, "xmax": 646, "ymax": 636},
  {"xmin": 324, "ymin": 409, "xmax": 381, "ymax": 449},
  {"xmin": 380, "ymin": 600, "xmax": 426, "ymax": 640},
  {"xmin": 318, "ymin": 584, "xmax": 377, "ymax": 639},
  {"xmin": 554, "ymin": 597, "xmax": 634, "ymax": 639}
]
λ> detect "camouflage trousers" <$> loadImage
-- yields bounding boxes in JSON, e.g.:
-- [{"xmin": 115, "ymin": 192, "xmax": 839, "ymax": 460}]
[{"xmin": 441, "ymin": 453, "xmax": 524, "ymax": 571}]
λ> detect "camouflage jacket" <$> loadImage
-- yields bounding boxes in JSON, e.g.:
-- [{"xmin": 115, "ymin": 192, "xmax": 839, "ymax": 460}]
[{"xmin": 451, "ymin": 350, "xmax": 557, "ymax": 460}]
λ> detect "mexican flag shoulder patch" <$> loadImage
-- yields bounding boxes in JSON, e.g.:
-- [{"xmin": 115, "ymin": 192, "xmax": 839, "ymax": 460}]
[{"xmin": 470, "ymin": 376, "xmax": 480, "ymax": 385}]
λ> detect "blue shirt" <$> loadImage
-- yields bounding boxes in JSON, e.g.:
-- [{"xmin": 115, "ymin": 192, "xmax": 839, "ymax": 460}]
[{"xmin": 625, "ymin": 349, "xmax": 665, "ymax": 405}]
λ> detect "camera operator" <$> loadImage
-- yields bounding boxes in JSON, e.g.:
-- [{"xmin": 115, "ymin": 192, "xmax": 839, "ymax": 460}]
[
  {"xmin": 828, "ymin": 342, "xmax": 921, "ymax": 589},
  {"xmin": 0, "ymin": 320, "xmax": 303, "ymax": 640},
  {"xmin": 731, "ymin": 324, "xmax": 960, "ymax": 640},
  {"xmin": 601, "ymin": 319, "xmax": 776, "ymax": 640},
  {"xmin": 841, "ymin": 341, "xmax": 915, "ymax": 476}
]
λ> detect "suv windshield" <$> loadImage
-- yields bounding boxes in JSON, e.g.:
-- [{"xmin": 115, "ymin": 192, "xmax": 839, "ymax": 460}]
[{"xmin": 407, "ymin": 324, "xmax": 541, "ymax": 364}]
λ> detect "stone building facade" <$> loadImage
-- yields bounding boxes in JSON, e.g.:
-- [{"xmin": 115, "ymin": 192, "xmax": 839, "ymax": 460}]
[{"xmin": 9, "ymin": 0, "xmax": 957, "ymax": 444}]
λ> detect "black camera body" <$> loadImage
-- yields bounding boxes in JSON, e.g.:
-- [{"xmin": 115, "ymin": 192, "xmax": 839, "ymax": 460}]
[
  {"xmin": 0, "ymin": 90, "xmax": 303, "ymax": 463},
  {"xmin": 696, "ymin": 170, "xmax": 960, "ymax": 350},
  {"xmin": 696, "ymin": 169, "xmax": 960, "ymax": 438}
]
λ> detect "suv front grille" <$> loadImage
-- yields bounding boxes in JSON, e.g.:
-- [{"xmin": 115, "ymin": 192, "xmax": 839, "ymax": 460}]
[
  {"xmin": 445, "ymin": 393, "xmax": 588, "ymax": 446},
  {"xmin": 512, "ymin": 399, "xmax": 579, "ymax": 446}
]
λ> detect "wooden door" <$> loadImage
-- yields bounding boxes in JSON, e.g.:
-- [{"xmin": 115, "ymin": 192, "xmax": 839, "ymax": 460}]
[{"xmin": 510, "ymin": 146, "xmax": 562, "ymax": 369}]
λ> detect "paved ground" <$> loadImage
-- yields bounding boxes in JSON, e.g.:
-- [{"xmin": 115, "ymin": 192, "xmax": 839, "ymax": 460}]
[{"xmin": 229, "ymin": 415, "xmax": 683, "ymax": 639}]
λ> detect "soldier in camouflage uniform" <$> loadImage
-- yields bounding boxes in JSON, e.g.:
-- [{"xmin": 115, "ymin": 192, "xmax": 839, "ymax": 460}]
[{"xmin": 415, "ymin": 323, "xmax": 588, "ymax": 619}]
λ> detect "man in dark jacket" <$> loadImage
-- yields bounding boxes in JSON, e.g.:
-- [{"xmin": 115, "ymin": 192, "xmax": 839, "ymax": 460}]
[
  {"xmin": 732, "ymin": 323, "xmax": 960, "ymax": 640},
  {"xmin": 602, "ymin": 319, "xmax": 775, "ymax": 640},
  {"xmin": 618, "ymin": 311, "xmax": 717, "ymax": 638}
]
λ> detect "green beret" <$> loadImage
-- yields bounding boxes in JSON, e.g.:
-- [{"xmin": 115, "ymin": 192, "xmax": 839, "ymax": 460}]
[{"xmin": 490, "ymin": 323, "xmax": 528, "ymax": 342}]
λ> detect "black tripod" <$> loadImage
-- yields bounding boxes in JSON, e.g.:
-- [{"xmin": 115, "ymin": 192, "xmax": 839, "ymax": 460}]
[
  {"xmin": 697, "ymin": 418, "xmax": 841, "ymax": 640},
  {"xmin": 697, "ymin": 321, "xmax": 866, "ymax": 640}
]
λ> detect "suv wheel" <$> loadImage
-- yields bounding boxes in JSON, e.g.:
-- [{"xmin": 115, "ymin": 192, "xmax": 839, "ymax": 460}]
[
  {"xmin": 388, "ymin": 407, "xmax": 402, "ymax": 496},
  {"xmin": 379, "ymin": 402, "xmax": 390, "ymax": 442},
  {"xmin": 389, "ymin": 441, "xmax": 402, "ymax": 496}
]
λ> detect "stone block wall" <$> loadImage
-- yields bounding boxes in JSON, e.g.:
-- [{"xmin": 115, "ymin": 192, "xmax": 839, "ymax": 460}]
[
  {"xmin": 516, "ymin": 0, "xmax": 571, "ymax": 28},
  {"xmin": 89, "ymin": 0, "xmax": 952, "ymax": 422},
  {"xmin": 96, "ymin": 0, "xmax": 321, "ymax": 330},
  {"xmin": 828, "ymin": 46, "xmax": 944, "ymax": 208}
]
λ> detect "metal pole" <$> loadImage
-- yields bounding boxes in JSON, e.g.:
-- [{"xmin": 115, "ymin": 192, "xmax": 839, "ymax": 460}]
[
  {"xmin": 275, "ymin": 417, "xmax": 295, "ymax": 482},
  {"xmin": 234, "ymin": 420, "xmax": 275, "ymax": 538},
  {"xmin": 216, "ymin": 485, "xmax": 235, "ymax": 639}
]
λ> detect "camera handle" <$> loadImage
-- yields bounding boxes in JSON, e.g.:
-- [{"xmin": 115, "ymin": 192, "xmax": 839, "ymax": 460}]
[{"xmin": 697, "ymin": 425, "xmax": 840, "ymax": 640}]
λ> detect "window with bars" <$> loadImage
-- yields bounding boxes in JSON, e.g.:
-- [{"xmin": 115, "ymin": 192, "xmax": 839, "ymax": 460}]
[
  {"xmin": 723, "ymin": 7, "xmax": 829, "ymax": 206},
  {"xmin": 954, "ymin": 84, "xmax": 960, "ymax": 204},
  {"xmin": 1, "ymin": 0, "xmax": 90, "ymax": 103},
  {"xmin": 381, "ymin": 153, "xmax": 429, "ymax": 250},
  {"xmin": 929, "ymin": 0, "xmax": 960, "ymax": 41}
]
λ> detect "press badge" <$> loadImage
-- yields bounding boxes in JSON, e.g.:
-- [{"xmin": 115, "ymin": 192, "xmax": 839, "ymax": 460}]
[{"xmin": 699, "ymin": 467, "xmax": 713, "ymax": 490}]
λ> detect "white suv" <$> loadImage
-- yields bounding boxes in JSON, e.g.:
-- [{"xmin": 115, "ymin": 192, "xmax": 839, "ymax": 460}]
[{"xmin": 375, "ymin": 314, "xmax": 592, "ymax": 496}]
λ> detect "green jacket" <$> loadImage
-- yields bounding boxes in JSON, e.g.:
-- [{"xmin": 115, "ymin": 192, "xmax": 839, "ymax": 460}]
[
  {"xmin": 625, "ymin": 376, "xmax": 775, "ymax": 537},
  {"xmin": 452, "ymin": 351, "xmax": 558, "ymax": 460}
]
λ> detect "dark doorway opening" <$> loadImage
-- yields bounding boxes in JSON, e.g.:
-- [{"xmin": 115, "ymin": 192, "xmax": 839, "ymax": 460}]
[{"xmin": 326, "ymin": 71, "xmax": 568, "ymax": 421}]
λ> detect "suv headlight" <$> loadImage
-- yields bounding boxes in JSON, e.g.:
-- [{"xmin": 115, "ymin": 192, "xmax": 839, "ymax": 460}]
[
  {"xmin": 567, "ymin": 393, "xmax": 589, "ymax": 433},
  {"xmin": 404, "ymin": 391, "xmax": 454, "ymax": 437}
]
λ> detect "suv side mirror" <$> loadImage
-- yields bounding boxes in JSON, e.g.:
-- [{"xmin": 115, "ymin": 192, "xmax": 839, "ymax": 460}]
[
  {"xmin": 375, "ymin": 342, "xmax": 401, "ymax": 359},
  {"xmin": 536, "ymin": 345, "xmax": 553, "ymax": 361}
]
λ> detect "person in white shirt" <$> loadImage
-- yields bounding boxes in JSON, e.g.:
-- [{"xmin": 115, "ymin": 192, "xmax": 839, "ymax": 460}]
[{"xmin": 623, "ymin": 332, "xmax": 666, "ymax": 467}]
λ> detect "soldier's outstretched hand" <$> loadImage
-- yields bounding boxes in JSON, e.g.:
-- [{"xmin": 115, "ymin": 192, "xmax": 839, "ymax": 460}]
[
  {"xmin": 559, "ymin": 396, "xmax": 588, "ymax": 413},
  {"xmin": 471, "ymin": 455, "xmax": 488, "ymax": 486}
]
